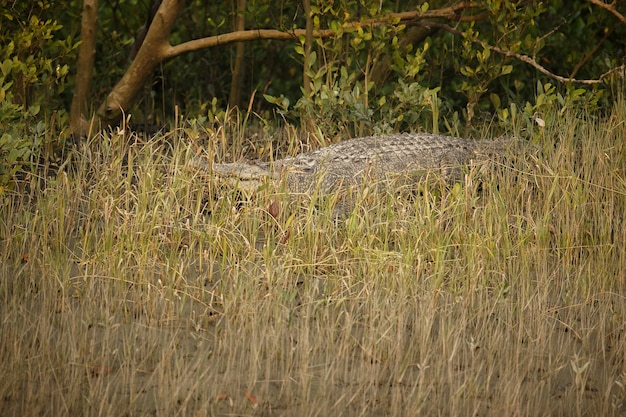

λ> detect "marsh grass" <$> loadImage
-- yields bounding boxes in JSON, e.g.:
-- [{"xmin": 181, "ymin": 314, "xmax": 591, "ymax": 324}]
[{"xmin": 1, "ymin": 105, "xmax": 625, "ymax": 416}]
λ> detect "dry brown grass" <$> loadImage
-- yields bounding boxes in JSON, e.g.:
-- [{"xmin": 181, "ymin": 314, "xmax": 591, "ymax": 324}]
[{"xmin": 1, "ymin": 104, "xmax": 625, "ymax": 416}]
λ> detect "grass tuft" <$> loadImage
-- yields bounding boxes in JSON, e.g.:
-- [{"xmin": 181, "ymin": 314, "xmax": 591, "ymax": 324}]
[{"xmin": 1, "ymin": 105, "xmax": 625, "ymax": 416}]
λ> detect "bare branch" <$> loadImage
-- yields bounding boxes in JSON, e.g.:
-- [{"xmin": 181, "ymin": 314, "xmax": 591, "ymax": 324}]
[
  {"xmin": 166, "ymin": 28, "xmax": 330, "ymax": 58},
  {"xmin": 570, "ymin": 26, "xmax": 613, "ymax": 78},
  {"xmin": 490, "ymin": 45, "xmax": 624, "ymax": 85},
  {"xmin": 166, "ymin": 2, "xmax": 480, "ymax": 58},
  {"xmin": 432, "ymin": 22, "xmax": 624, "ymax": 85},
  {"xmin": 359, "ymin": 2, "xmax": 479, "ymax": 25},
  {"xmin": 585, "ymin": 0, "xmax": 626, "ymax": 23}
]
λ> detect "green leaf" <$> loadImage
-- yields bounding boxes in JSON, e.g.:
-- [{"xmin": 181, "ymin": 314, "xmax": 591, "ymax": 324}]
[{"xmin": 490, "ymin": 93, "xmax": 501, "ymax": 110}]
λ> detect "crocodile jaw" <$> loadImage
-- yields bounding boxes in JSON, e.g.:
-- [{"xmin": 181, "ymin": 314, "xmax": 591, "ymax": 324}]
[{"xmin": 210, "ymin": 162, "xmax": 278, "ymax": 192}]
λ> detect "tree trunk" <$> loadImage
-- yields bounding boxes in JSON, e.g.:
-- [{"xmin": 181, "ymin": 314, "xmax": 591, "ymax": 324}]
[
  {"xmin": 228, "ymin": 0, "xmax": 246, "ymax": 109},
  {"xmin": 303, "ymin": 0, "xmax": 313, "ymax": 96},
  {"xmin": 70, "ymin": 0, "xmax": 98, "ymax": 137},
  {"xmin": 98, "ymin": 0, "xmax": 185, "ymax": 122}
]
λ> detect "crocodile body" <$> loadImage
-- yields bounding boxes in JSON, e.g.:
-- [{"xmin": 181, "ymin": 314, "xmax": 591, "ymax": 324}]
[{"xmin": 193, "ymin": 133, "xmax": 513, "ymax": 195}]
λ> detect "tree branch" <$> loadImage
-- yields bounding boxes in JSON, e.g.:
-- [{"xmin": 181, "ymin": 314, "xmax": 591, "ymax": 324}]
[
  {"xmin": 585, "ymin": 0, "xmax": 626, "ymax": 24},
  {"xmin": 432, "ymin": 22, "xmax": 625, "ymax": 85},
  {"xmin": 165, "ymin": 2, "xmax": 480, "ymax": 59},
  {"xmin": 98, "ymin": 0, "xmax": 184, "ymax": 121},
  {"xmin": 129, "ymin": 0, "xmax": 163, "ymax": 61},
  {"xmin": 570, "ymin": 26, "xmax": 613, "ymax": 78},
  {"xmin": 95, "ymin": 0, "xmax": 497, "ymax": 121}
]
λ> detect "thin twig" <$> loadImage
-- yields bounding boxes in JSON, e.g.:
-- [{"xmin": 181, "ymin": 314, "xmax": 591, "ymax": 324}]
[
  {"xmin": 585, "ymin": 0, "xmax": 626, "ymax": 23},
  {"xmin": 430, "ymin": 22, "xmax": 624, "ymax": 85}
]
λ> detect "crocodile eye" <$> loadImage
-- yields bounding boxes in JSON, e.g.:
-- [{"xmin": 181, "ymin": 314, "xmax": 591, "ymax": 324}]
[{"xmin": 291, "ymin": 161, "xmax": 315, "ymax": 173}]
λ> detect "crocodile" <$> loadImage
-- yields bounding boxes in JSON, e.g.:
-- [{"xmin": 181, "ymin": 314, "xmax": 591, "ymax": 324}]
[{"xmin": 191, "ymin": 132, "xmax": 514, "ymax": 193}]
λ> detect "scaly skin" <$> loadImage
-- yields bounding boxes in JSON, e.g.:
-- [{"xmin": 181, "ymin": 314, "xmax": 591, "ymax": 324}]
[{"xmin": 192, "ymin": 133, "xmax": 514, "ymax": 194}]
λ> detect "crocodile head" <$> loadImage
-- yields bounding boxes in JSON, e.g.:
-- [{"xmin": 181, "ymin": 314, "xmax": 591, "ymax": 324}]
[{"xmin": 209, "ymin": 162, "xmax": 277, "ymax": 192}]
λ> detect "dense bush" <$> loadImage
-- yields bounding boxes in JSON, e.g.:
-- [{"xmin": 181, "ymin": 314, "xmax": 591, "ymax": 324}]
[
  {"xmin": 278, "ymin": 0, "xmax": 620, "ymax": 138},
  {"xmin": 0, "ymin": 1, "xmax": 77, "ymax": 187},
  {"xmin": 74, "ymin": 0, "xmax": 623, "ymax": 132}
]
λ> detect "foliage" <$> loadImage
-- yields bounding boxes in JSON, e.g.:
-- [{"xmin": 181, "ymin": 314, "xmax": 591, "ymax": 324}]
[
  {"xmin": 69, "ymin": 0, "xmax": 307, "ymax": 122},
  {"xmin": 266, "ymin": 0, "xmax": 623, "ymax": 139},
  {"xmin": 0, "ymin": 0, "xmax": 624, "ymax": 189},
  {"xmin": 0, "ymin": 1, "xmax": 77, "ymax": 188},
  {"xmin": 86, "ymin": 0, "xmax": 621, "ymax": 133}
]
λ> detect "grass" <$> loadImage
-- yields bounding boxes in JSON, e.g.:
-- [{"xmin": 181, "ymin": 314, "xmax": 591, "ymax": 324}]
[{"xmin": 1, "ymin": 104, "xmax": 625, "ymax": 416}]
